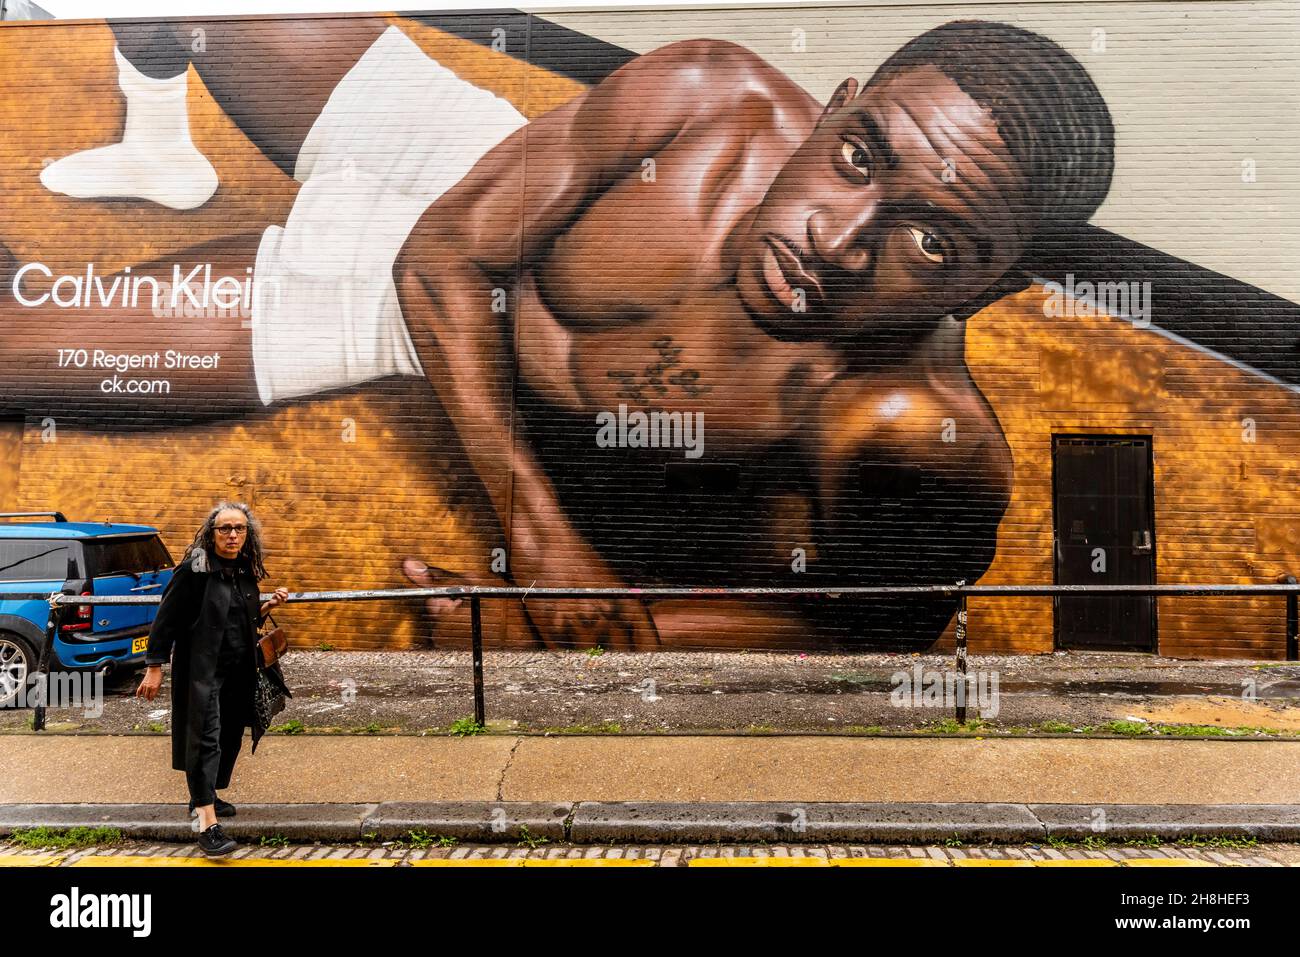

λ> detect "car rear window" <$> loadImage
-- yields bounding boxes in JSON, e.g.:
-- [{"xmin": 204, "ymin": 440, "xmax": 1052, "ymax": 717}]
[
  {"xmin": 0, "ymin": 539, "xmax": 73, "ymax": 582},
  {"xmin": 84, "ymin": 536, "xmax": 174, "ymax": 578}
]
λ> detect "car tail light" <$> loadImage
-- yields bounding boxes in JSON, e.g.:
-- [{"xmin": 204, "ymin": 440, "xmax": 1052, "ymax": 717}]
[{"xmin": 60, "ymin": 591, "xmax": 93, "ymax": 632}]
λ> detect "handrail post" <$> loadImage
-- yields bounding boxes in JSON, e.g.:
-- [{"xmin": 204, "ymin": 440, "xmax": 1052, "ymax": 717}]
[
  {"xmin": 33, "ymin": 598, "xmax": 63, "ymax": 732},
  {"xmin": 1286, "ymin": 576, "xmax": 1298, "ymax": 662},
  {"xmin": 470, "ymin": 595, "xmax": 486, "ymax": 726},
  {"xmin": 954, "ymin": 581, "xmax": 968, "ymax": 724}
]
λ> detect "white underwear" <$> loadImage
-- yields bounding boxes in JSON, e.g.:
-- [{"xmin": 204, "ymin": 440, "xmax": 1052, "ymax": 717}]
[{"xmin": 250, "ymin": 25, "xmax": 527, "ymax": 405}]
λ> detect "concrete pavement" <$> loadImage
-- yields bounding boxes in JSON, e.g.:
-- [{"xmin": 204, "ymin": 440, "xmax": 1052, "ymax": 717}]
[
  {"xmin": 5, "ymin": 734, "xmax": 1299, "ymax": 804},
  {"xmin": 2, "ymin": 733, "xmax": 1298, "ymax": 843}
]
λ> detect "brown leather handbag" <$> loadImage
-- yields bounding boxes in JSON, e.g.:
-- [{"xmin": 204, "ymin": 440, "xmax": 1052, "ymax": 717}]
[{"xmin": 256, "ymin": 613, "xmax": 289, "ymax": 670}]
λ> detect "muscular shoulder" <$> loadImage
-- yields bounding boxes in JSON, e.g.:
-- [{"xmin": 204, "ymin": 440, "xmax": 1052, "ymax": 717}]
[
  {"xmin": 593, "ymin": 39, "xmax": 816, "ymax": 131},
  {"xmin": 628, "ymin": 39, "xmax": 789, "ymax": 86},
  {"xmin": 811, "ymin": 357, "xmax": 1014, "ymax": 501}
]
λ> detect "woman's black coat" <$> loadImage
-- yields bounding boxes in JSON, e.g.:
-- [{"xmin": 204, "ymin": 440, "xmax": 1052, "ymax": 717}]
[{"xmin": 145, "ymin": 546, "xmax": 266, "ymax": 772}]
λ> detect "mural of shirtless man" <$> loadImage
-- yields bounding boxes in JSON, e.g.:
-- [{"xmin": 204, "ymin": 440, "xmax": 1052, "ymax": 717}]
[{"xmin": 7, "ymin": 17, "xmax": 1114, "ymax": 650}]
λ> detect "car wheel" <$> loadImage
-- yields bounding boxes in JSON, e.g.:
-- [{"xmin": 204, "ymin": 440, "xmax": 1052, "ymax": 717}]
[{"xmin": 0, "ymin": 632, "xmax": 37, "ymax": 710}]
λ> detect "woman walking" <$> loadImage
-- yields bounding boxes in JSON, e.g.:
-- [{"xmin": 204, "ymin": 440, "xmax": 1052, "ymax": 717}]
[{"xmin": 136, "ymin": 501, "xmax": 288, "ymax": 856}]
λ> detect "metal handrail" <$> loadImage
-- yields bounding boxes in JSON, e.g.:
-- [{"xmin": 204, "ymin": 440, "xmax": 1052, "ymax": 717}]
[{"xmin": 22, "ymin": 581, "xmax": 1300, "ymax": 730}]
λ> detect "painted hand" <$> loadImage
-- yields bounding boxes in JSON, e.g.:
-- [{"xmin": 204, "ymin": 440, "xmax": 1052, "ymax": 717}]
[
  {"xmin": 400, "ymin": 558, "xmax": 467, "ymax": 616},
  {"xmin": 508, "ymin": 552, "xmax": 663, "ymax": 652}
]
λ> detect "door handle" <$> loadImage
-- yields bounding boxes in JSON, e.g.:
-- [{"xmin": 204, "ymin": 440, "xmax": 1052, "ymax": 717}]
[
  {"xmin": 129, "ymin": 582, "xmax": 162, "ymax": 591},
  {"xmin": 1132, "ymin": 530, "xmax": 1153, "ymax": 554}
]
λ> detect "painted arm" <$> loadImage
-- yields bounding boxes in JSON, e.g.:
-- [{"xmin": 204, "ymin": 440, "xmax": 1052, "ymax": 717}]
[
  {"xmin": 394, "ymin": 40, "xmax": 756, "ymax": 648},
  {"xmin": 797, "ymin": 351, "xmax": 1014, "ymax": 650}
]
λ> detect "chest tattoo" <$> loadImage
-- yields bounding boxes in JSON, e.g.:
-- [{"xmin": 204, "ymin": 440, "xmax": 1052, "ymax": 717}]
[{"xmin": 607, "ymin": 337, "xmax": 713, "ymax": 401}]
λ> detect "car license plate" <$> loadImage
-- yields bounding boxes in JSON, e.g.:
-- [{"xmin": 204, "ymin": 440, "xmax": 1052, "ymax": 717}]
[{"xmin": 132, "ymin": 636, "xmax": 147, "ymax": 654}]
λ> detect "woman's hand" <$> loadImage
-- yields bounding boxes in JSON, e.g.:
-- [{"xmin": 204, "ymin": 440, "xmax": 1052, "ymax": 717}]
[
  {"xmin": 136, "ymin": 665, "xmax": 163, "ymax": 701},
  {"xmin": 260, "ymin": 587, "xmax": 289, "ymax": 615}
]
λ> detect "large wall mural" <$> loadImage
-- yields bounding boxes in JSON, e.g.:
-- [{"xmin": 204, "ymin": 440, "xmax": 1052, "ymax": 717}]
[{"xmin": 2, "ymin": 6, "xmax": 1297, "ymax": 655}]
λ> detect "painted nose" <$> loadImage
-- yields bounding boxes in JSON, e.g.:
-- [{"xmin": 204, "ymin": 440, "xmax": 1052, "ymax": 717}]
[{"xmin": 808, "ymin": 203, "xmax": 877, "ymax": 272}]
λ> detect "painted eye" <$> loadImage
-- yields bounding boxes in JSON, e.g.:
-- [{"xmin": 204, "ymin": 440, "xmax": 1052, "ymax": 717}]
[
  {"xmin": 840, "ymin": 139, "xmax": 872, "ymax": 180},
  {"xmin": 907, "ymin": 226, "xmax": 947, "ymax": 264}
]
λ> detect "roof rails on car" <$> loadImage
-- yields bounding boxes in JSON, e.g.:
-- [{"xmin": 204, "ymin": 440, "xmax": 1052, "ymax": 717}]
[{"xmin": 0, "ymin": 511, "xmax": 68, "ymax": 522}]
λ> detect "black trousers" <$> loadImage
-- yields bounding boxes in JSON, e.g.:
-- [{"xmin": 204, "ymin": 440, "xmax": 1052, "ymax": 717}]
[{"xmin": 185, "ymin": 646, "xmax": 254, "ymax": 807}]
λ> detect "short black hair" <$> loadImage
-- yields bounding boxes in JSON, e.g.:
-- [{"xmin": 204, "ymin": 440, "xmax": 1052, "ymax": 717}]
[{"xmin": 867, "ymin": 20, "xmax": 1115, "ymax": 234}]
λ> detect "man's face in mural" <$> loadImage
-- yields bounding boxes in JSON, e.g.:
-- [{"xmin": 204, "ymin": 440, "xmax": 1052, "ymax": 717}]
[{"xmin": 735, "ymin": 64, "xmax": 1031, "ymax": 341}]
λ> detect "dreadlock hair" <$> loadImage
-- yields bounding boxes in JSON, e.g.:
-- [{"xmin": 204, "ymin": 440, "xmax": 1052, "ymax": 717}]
[
  {"xmin": 182, "ymin": 499, "xmax": 269, "ymax": 581},
  {"xmin": 867, "ymin": 20, "xmax": 1115, "ymax": 239}
]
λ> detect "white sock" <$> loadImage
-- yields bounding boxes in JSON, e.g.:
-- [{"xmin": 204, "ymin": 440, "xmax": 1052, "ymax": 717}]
[{"xmin": 40, "ymin": 46, "xmax": 218, "ymax": 210}]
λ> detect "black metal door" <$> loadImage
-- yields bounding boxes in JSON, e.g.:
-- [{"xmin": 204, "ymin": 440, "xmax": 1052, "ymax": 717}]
[{"xmin": 1053, "ymin": 436, "xmax": 1156, "ymax": 651}]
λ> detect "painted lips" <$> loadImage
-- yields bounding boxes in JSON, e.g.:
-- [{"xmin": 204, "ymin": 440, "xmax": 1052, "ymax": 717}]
[{"xmin": 762, "ymin": 236, "xmax": 824, "ymax": 314}]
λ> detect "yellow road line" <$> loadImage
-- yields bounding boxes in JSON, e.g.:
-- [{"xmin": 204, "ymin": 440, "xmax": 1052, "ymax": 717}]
[
  {"xmin": 1033, "ymin": 859, "xmax": 1119, "ymax": 867},
  {"xmin": 689, "ymin": 856, "xmax": 830, "ymax": 866},
  {"xmin": 827, "ymin": 859, "xmax": 948, "ymax": 867},
  {"xmin": 44, "ymin": 851, "xmax": 1239, "ymax": 868},
  {"xmin": 411, "ymin": 858, "xmax": 655, "ymax": 866},
  {"xmin": 72, "ymin": 855, "xmax": 394, "ymax": 867},
  {"xmin": 0, "ymin": 854, "xmax": 66, "ymax": 867},
  {"xmin": 952, "ymin": 858, "xmax": 1036, "ymax": 866},
  {"xmin": 683, "ymin": 856, "xmax": 1143, "ymax": 867},
  {"xmin": 408, "ymin": 858, "xmax": 524, "ymax": 867},
  {"xmin": 1124, "ymin": 859, "xmax": 1217, "ymax": 867},
  {"xmin": 73, "ymin": 854, "xmax": 657, "ymax": 867},
  {"xmin": 690, "ymin": 857, "xmax": 946, "ymax": 867}
]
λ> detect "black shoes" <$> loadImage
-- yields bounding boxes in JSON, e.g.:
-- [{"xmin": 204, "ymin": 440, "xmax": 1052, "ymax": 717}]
[
  {"xmin": 188, "ymin": 797, "xmax": 236, "ymax": 817},
  {"xmin": 197, "ymin": 822, "xmax": 238, "ymax": 857},
  {"xmin": 191, "ymin": 796, "xmax": 238, "ymax": 856}
]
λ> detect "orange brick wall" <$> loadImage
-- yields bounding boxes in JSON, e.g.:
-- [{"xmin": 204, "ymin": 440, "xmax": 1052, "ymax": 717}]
[{"xmin": 1, "ymin": 6, "xmax": 1296, "ymax": 657}]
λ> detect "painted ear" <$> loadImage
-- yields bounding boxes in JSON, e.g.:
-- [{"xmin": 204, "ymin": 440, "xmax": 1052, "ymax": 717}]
[
  {"xmin": 819, "ymin": 78, "xmax": 860, "ymax": 125},
  {"xmin": 949, "ymin": 269, "xmax": 1034, "ymax": 322}
]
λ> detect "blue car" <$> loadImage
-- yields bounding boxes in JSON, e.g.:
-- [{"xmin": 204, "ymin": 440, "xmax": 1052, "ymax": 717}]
[{"xmin": 0, "ymin": 512, "xmax": 174, "ymax": 708}]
